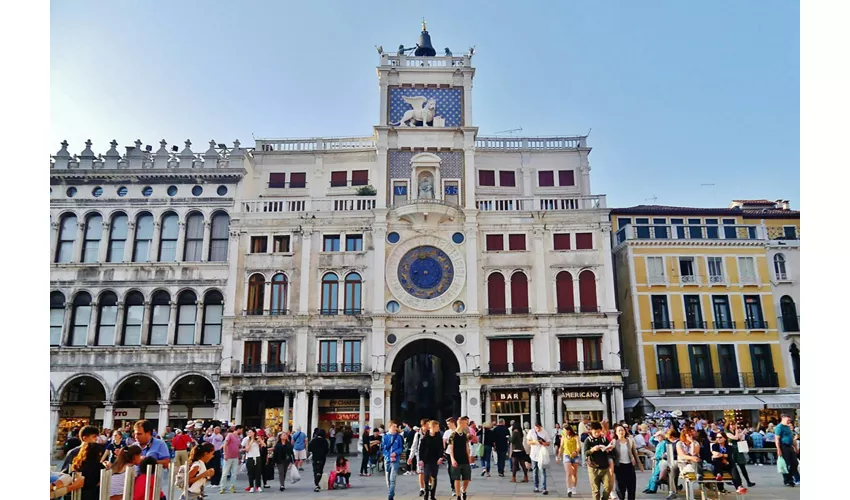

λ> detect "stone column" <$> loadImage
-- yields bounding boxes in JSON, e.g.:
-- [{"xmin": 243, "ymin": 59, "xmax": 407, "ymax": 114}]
[
  {"xmin": 50, "ymin": 402, "xmax": 61, "ymax": 456},
  {"xmin": 298, "ymin": 229, "xmax": 313, "ymax": 315},
  {"xmin": 464, "ymin": 218, "xmax": 480, "ymax": 313},
  {"xmin": 612, "ymin": 387, "xmax": 625, "ymax": 423},
  {"xmin": 85, "ymin": 301, "xmax": 100, "ymax": 346},
  {"xmin": 358, "ymin": 390, "xmax": 366, "ymax": 441},
  {"xmin": 371, "ymin": 218, "xmax": 387, "ymax": 314},
  {"xmin": 150, "ymin": 222, "xmax": 162, "ymax": 262},
  {"xmin": 234, "ymin": 393, "xmax": 243, "ymax": 425},
  {"xmin": 193, "ymin": 301, "xmax": 204, "ymax": 345},
  {"xmin": 573, "ymin": 275, "xmax": 581, "ymax": 314},
  {"xmin": 201, "ymin": 221, "xmax": 212, "ymax": 262},
  {"xmin": 601, "ymin": 390, "xmax": 610, "ymax": 422},
  {"xmin": 532, "ymin": 227, "xmax": 548, "ymax": 313},
  {"xmin": 576, "ymin": 338, "xmax": 585, "ymax": 369},
  {"xmin": 385, "ymin": 389, "xmax": 392, "ymax": 424},
  {"xmin": 50, "ymin": 221, "xmax": 60, "ymax": 263},
  {"xmin": 113, "ymin": 303, "xmax": 126, "ymax": 346},
  {"xmin": 216, "ymin": 390, "xmax": 231, "ymax": 422},
  {"xmin": 556, "ymin": 393, "xmax": 563, "ymax": 426},
  {"xmin": 102, "ymin": 402, "xmax": 115, "ymax": 431},
  {"xmin": 223, "ymin": 229, "xmax": 241, "ymax": 316},
  {"xmin": 97, "ymin": 221, "xmax": 110, "ymax": 262},
  {"xmin": 282, "ymin": 392, "xmax": 290, "ymax": 432},
  {"xmin": 295, "ymin": 391, "xmax": 309, "ymax": 431},
  {"xmin": 123, "ymin": 221, "xmax": 136, "ymax": 262},
  {"xmin": 166, "ymin": 302, "xmax": 178, "ymax": 345},
  {"xmin": 521, "ymin": 166, "xmax": 533, "ymax": 197},
  {"xmin": 157, "ymin": 400, "xmax": 170, "ymax": 436},
  {"xmin": 542, "ymin": 388, "xmax": 555, "ymax": 434},
  {"xmin": 375, "ymin": 148, "xmax": 388, "ymax": 209},
  {"xmin": 378, "ymin": 78, "xmax": 389, "ymax": 126},
  {"xmin": 461, "ymin": 390, "xmax": 468, "ymax": 417},
  {"xmin": 311, "ymin": 391, "xmax": 320, "ymax": 434},
  {"xmin": 72, "ymin": 221, "xmax": 86, "ymax": 263},
  {"xmin": 463, "ymin": 147, "xmax": 476, "ymax": 210},
  {"xmin": 484, "ymin": 391, "xmax": 491, "ymax": 423},
  {"xmin": 140, "ymin": 302, "xmax": 152, "ymax": 345},
  {"xmin": 175, "ymin": 220, "xmax": 186, "ymax": 262},
  {"xmin": 60, "ymin": 302, "xmax": 74, "ymax": 346},
  {"xmin": 529, "ymin": 390, "xmax": 537, "ymax": 427},
  {"xmin": 600, "ymin": 225, "xmax": 616, "ymax": 313},
  {"xmin": 504, "ymin": 279, "xmax": 512, "ymax": 312}
]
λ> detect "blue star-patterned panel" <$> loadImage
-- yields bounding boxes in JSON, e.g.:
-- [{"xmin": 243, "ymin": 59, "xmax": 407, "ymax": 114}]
[{"xmin": 389, "ymin": 87, "xmax": 463, "ymax": 127}]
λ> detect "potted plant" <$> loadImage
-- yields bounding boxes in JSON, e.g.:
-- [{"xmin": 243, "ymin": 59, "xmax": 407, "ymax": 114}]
[{"xmin": 356, "ymin": 185, "xmax": 377, "ymax": 196}]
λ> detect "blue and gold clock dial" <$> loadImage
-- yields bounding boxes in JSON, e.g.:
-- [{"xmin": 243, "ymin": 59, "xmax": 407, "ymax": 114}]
[{"xmin": 397, "ymin": 246, "xmax": 455, "ymax": 300}]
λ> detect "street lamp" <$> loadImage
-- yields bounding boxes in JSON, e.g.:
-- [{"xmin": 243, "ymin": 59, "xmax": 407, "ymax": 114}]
[
  {"xmin": 610, "ymin": 351, "xmax": 630, "ymax": 379},
  {"xmin": 371, "ymin": 354, "xmax": 387, "ymax": 381}
]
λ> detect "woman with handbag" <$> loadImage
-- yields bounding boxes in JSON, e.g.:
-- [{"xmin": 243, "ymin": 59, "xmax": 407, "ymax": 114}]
[
  {"xmin": 273, "ymin": 431, "xmax": 295, "ymax": 491},
  {"xmin": 724, "ymin": 422, "xmax": 756, "ymax": 487},
  {"xmin": 527, "ymin": 422, "xmax": 551, "ymax": 495},
  {"xmin": 610, "ymin": 424, "xmax": 643, "ymax": 500},
  {"xmin": 509, "ymin": 422, "xmax": 529, "ymax": 483}
]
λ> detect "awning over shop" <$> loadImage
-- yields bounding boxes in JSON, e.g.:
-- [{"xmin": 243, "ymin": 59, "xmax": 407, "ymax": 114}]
[
  {"xmin": 563, "ymin": 399, "xmax": 606, "ymax": 411},
  {"xmin": 623, "ymin": 398, "xmax": 642, "ymax": 409},
  {"xmin": 646, "ymin": 395, "xmax": 764, "ymax": 412},
  {"xmin": 756, "ymin": 394, "xmax": 800, "ymax": 409}
]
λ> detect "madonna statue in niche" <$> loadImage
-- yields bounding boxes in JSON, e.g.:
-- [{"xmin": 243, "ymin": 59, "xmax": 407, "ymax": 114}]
[{"xmin": 418, "ymin": 172, "xmax": 435, "ymax": 199}]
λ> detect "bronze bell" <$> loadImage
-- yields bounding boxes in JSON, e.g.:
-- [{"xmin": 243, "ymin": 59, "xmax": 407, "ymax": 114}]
[{"xmin": 414, "ymin": 20, "xmax": 436, "ymax": 57}]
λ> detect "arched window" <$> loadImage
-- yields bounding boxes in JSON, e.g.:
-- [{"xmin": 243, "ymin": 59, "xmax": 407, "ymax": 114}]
[
  {"xmin": 183, "ymin": 213, "xmax": 204, "ymax": 262},
  {"xmin": 487, "ymin": 272, "xmax": 506, "ymax": 315},
  {"xmin": 176, "ymin": 290, "xmax": 198, "ymax": 344},
  {"xmin": 96, "ymin": 292, "xmax": 118, "ymax": 346},
  {"xmin": 556, "ymin": 271, "xmax": 574, "ymax": 313},
  {"xmin": 344, "ymin": 272, "xmax": 362, "ymax": 315},
  {"xmin": 56, "ymin": 214, "xmax": 77, "ymax": 263},
  {"xmin": 107, "ymin": 213, "xmax": 128, "ymax": 262},
  {"xmin": 247, "ymin": 274, "xmax": 265, "ymax": 315},
  {"xmin": 202, "ymin": 291, "xmax": 224, "ymax": 345},
  {"xmin": 510, "ymin": 272, "xmax": 529, "ymax": 314},
  {"xmin": 82, "ymin": 213, "xmax": 103, "ymax": 263},
  {"xmin": 208, "ymin": 212, "xmax": 230, "ymax": 261},
  {"xmin": 158, "ymin": 212, "xmax": 179, "ymax": 262},
  {"xmin": 122, "ymin": 291, "xmax": 145, "ymax": 346},
  {"xmin": 578, "ymin": 270, "xmax": 598, "ymax": 312},
  {"xmin": 271, "ymin": 274, "xmax": 288, "ymax": 315},
  {"xmin": 70, "ymin": 292, "xmax": 92, "ymax": 346},
  {"xmin": 789, "ymin": 343, "xmax": 800, "ymax": 385},
  {"xmin": 774, "ymin": 254, "xmax": 787, "ymax": 280},
  {"xmin": 133, "ymin": 212, "xmax": 154, "ymax": 262},
  {"xmin": 50, "ymin": 291, "xmax": 65, "ymax": 346},
  {"xmin": 321, "ymin": 273, "xmax": 339, "ymax": 315},
  {"xmin": 149, "ymin": 291, "xmax": 171, "ymax": 345},
  {"xmin": 780, "ymin": 295, "xmax": 799, "ymax": 332}
]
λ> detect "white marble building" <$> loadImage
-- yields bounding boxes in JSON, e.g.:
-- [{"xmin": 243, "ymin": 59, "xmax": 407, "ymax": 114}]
[{"xmin": 50, "ymin": 26, "xmax": 625, "ymax": 449}]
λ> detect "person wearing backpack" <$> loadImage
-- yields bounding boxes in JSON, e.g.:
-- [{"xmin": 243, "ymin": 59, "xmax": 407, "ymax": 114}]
[{"xmin": 176, "ymin": 442, "xmax": 215, "ymax": 500}]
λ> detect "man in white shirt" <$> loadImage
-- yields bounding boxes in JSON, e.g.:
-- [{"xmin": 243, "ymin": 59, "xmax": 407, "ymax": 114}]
[
  {"xmin": 527, "ymin": 422, "xmax": 551, "ymax": 495},
  {"xmin": 443, "ymin": 418, "xmax": 457, "ymax": 497}
]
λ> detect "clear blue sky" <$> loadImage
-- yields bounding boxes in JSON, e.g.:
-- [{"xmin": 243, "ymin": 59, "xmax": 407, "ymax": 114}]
[{"xmin": 51, "ymin": 1, "xmax": 799, "ymax": 209}]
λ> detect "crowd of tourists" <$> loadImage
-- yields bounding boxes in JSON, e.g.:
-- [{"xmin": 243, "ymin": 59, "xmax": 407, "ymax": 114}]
[{"xmin": 52, "ymin": 412, "xmax": 800, "ymax": 500}]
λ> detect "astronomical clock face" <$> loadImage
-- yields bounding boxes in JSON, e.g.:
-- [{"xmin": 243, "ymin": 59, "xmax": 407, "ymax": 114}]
[{"xmin": 386, "ymin": 236, "xmax": 466, "ymax": 311}]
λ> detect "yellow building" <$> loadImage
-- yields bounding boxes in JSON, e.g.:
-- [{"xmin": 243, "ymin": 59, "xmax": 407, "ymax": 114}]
[{"xmin": 611, "ymin": 200, "xmax": 800, "ymax": 426}]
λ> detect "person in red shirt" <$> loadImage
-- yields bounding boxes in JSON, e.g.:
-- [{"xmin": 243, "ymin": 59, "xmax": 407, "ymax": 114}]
[{"xmin": 171, "ymin": 429, "xmax": 195, "ymax": 473}]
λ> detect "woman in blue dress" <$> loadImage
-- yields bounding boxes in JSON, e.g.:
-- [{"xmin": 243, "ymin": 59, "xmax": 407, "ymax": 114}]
[{"xmin": 643, "ymin": 430, "xmax": 669, "ymax": 494}]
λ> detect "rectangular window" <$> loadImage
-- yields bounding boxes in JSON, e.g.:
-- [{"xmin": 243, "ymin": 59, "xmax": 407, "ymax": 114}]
[
  {"xmin": 323, "ymin": 235, "xmax": 341, "ymax": 252},
  {"xmin": 268, "ymin": 341, "xmax": 286, "ymax": 370},
  {"xmin": 272, "ymin": 235, "xmax": 290, "ymax": 253},
  {"xmin": 722, "ymin": 218, "xmax": 738, "ymax": 239},
  {"xmin": 50, "ymin": 308, "xmax": 64, "ymax": 346},
  {"xmin": 268, "ymin": 173, "xmax": 286, "ymax": 188},
  {"xmin": 289, "ymin": 172, "xmax": 306, "ymax": 188},
  {"xmin": 688, "ymin": 345, "xmax": 713, "ymax": 388},
  {"xmin": 747, "ymin": 226, "xmax": 757, "ymax": 239},
  {"xmin": 717, "ymin": 344, "xmax": 739, "ymax": 388},
  {"xmin": 705, "ymin": 218, "xmax": 719, "ymax": 239},
  {"xmin": 617, "ymin": 218, "xmax": 632, "ymax": 229},
  {"xmin": 478, "ymin": 170, "xmax": 496, "ymax": 186},
  {"xmin": 653, "ymin": 218, "xmax": 669, "ymax": 239},
  {"xmin": 712, "ymin": 295, "xmax": 733, "ymax": 329},
  {"xmin": 319, "ymin": 340, "xmax": 338, "ymax": 372},
  {"xmin": 738, "ymin": 256, "xmax": 756, "ymax": 282},
  {"xmin": 744, "ymin": 295, "xmax": 765, "ymax": 328},
  {"xmin": 499, "ymin": 171, "xmax": 516, "ymax": 187},
  {"xmin": 671, "ymin": 218, "xmax": 686, "ymax": 239},
  {"xmin": 392, "ymin": 181, "xmax": 408, "ymax": 205},
  {"xmin": 651, "ymin": 295, "xmax": 670, "ymax": 329},
  {"xmin": 679, "ymin": 257, "xmax": 696, "ymax": 284},
  {"xmin": 575, "ymin": 233, "xmax": 593, "ymax": 250},
  {"xmin": 244, "ymin": 341, "xmax": 261, "ymax": 371},
  {"xmin": 351, "ymin": 170, "xmax": 369, "ymax": 186},
  {"xmin": 202, "ymin": 303, "xmax": 222, "ymax": 345},
  {"xmin": 343, "ymin": 340, "xmax": 361, "ymax": 372},
  {"xmin": 559, "ymin": 338, "xmax": 578, "ymax": 371},
  {"xmin": 508, "ymin": 234, "xmax": 526, "ymax": 251},
  {"xmin": 583, "ymin": 337, "xmax": 602, "ymax": 370},
  {"xmin": 684, "ymin": 295, "xmax": 703, "ymax": 329},
  {"xmin": 489, "ymin": 339, "xmax": 508, "ymax": 373},
  {"xmin": 250, "ymin": 236, "xmax": 268, "ymax": 253},
  {"xmin": 657, "ymin": 344, "xmax": 680, "ymax": 389},
  {"xmin": 558, "ymin": 170, "xmax": 575, "ymax": 186},
  {"xmin": 553, "ymin": 233, "xmax": 571, "ymax": 250},
  {"xmin": 512, "ymin": 338, "xmax": 532, "ymax": 372},
  {"xmin": 183, "ymin": 216, "xmax": 204, "ymax": 262},
  {"xmin": 97, "ymin": 305, "xmax": 118, "ymax": 346},
  {"xmin": 538, "ymin": 170, "xmax": 555, "ymax": 187},
  {"xmin": 346, "ymin": 234, "xmax": 363, "ymax": 252},
  {"xmin": 635, "ymin": 218, "xmax": 651, "ymax": 239},
  {"xmin": 687, "ymin": 218, "xmax": 703, "ymax": 239},
  {"xmin": 647, "ymin": 256, "xmax": 665, "ymax": 284},
  {"xmin": 707, "ymin": 256, "xmax": 724, "ymax": 283},
  {"xmin": 149, "ymin": 304, "xmax": 169, "ymax": 345},
  {"xmin": 783, "ymin": 226, "xmax": 798, "ymax": 240},
  {"xmin": 176, "ymin": 304, "xmax": 197, "ymax": 345},
  {"xmin": 330, "ymin": 171, "xmax": 348, "ymax": 187},
  {"xmin": 486, "ymin": 234, "xmax": 504, "ymax": 251},
  {"xmin": 123, "ymin": 304, "xmax": 143, "ymax": 346},
  {"xmin": 749, "ymin": 344, "xmax": 776, "ymax": 387}
]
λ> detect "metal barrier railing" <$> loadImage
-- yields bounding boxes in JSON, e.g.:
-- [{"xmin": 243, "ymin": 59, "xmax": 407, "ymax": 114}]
[{"xmin": 61, "ymin": 461, "xmax": 196, "ymax": 500}]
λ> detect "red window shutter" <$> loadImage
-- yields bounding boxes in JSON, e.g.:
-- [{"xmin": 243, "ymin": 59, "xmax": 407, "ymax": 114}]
[
  {"xmin": 538, "ymin": 170, "xmax": 554, "ymax": 187},
  {"xmin": 489, "ymin": 339, "xmax": 508, "ymax": 372},
  {"xmin": 512, "ymin": 338, "xmax": 532, "ymax": 369},
  {"xmin": 244, "ymin": 341, "xmax": 261, "ymax": 365},
  {"xmin": 559, "ymin": 170, "xmax": 575, "ymax": 186},
  {"xmin": 330, "ymin": 171, "xmax": 348, "ymax": 187},
  {"xmin": 556, "ymin": 271, "xmax": 574, "ymax": 313},
  {"xmin": 479, "ymin": 170, "xmax": 496, "ymax": 186},
  {"xmin": 351, "ymin": 170, "xmax": 369, "ymax": 186},
  {"xmin": 553, "ymin": 233, "xmax": 571, "ymax": 250},
  {"xmin": 579, "ymin": 270, "xmax": 598, "ymax": 312},
  {"xmin": 499, "ymin": 171, "xmax": 516, "ymax": 187},
  {"xmin": 486, "ymin": 234, "xmax": 504, "ymax": 251},
  {"xmin": 268, "ymin": 173, "xmax": 286, "ymax": 188},
  {"xmin": 508, "ymin": 234, "xmax": 526, "ymax": 251},
  {"xmin": 487, "ymin": 273, "xmax": 506, "ymax": 314},
  {"xmin": 559, "ymin": 338, "xmax": 578, "ymax": 370},
  {"xmin": 289, "ymin": 172, "xmax": 306, "ymax": 188},
  {"xmin": 510, "ymin": 272, "xmax": 529, "ymax": 313},
  {"xmin": 576, "ymin": 232, "xmax": 593, "ymax": 249}
]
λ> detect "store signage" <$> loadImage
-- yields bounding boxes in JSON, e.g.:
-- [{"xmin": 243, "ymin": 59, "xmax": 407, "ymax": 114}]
[
  {"xmin": 493, "ymin": 391, "xmax": 529, "ymax": 401},
  {"xmin": 94, "ymin": 408, "xmax": 142, "ymax": 420},
  {"xmin": 60, "ymin": 406, "xmax": 92, "ymax": 418},
  {"xmin": 562, "ymin": 390, "xmax": 601, "ymax": 400},
  {"xmin": 319, "ymin": 399, "xmax": 361, "ymax": 408},
  {"xmin": 319, "ymin": 412, "xmax": 370, "ymax": 421}
]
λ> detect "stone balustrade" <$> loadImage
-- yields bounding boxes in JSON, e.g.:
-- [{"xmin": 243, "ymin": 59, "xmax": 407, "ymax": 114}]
[
  {"xmin": 475, "ymin": 136, "xmax": 587, "ymax": 150},
  {"xmin": 254, "ymin": 136, "xmax": 376, "ymax": 153},
  {"xmin": 476, "ymin": 195, "xmax": 606, "ymax": 212},
  {"xmin": 241, "ymin": 196, "xmax": 377, "ymax": 214}
]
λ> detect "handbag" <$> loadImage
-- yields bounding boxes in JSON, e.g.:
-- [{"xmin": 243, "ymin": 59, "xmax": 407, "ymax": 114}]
[
  {"xmin": 737, "ymin": 440, "xmax": 749, "ymax": 454},
  {"xmin": 777, "ymin": 456, "xmax": 788, "ymax": 475},
  {"xmin": 289, "ymin": 463, "xmax": 301, "ymax": 483},
  {"xmin": 535, "ymin": 431, "xmax": 551, "ymax": 469},
  {"xmin": 239, "ymin": 461, "xmax": 247, "ymax": 475}
]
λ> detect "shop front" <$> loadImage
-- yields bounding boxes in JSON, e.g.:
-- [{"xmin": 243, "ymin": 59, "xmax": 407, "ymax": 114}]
[
  {"xmin": 489, "ymin": 390, "xmax": 530, "ymax": 427},
  {"xmin": 645, "ymin": 395, "xmax": 765, "ymax": 425},
  {"xmin": 319, "ymin": 398, "xmax": 369, "ymax": 439},
  {"xmin": 264, "ymin": 407, "xmax": 292, "ymax": 434},
  {"xmin": 755, "ymin": 394, "xmax": 800, "ymax": 426},
  {"xmin": 57, "ymin": 405, "xmax": 102, "ymax": 451},
  {"xmin": 561, "ymin": 389, "xmax": 606, "ymax": 426},
  {"xmin": 94, "ymin": 407, "xmax": 141, "ymax": 433}
]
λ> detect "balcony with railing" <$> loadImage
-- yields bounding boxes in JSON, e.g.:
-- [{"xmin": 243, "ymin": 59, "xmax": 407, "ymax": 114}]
[
  {"xmin": 708, "ymin": 274, "xmax": 726, "ymax": 285},
  {"xmin": 255, "ymin": 136, "xmax": 376, "ymax": 153},
  {"xmin": 486, "ymin": 307, "xmax": 531, "ymax": 316},
  {"xmin": 679, "ymin": 275, "xmax": 701, "ymax": 286},
  {"xmin": 685, "ymin": 320, "xmax": 708, "ymax": 331},
  {"xmin": 382, "ymin": 53, "xmax": 469, "ymax": 68},
  {"xmin": 779, "ymin": 315, "xmax": 800, "ymax": 333},
  {"xmin": 476, "ymin": 195, "xmax": 606, "ymax": 212},
  {"xmin": 766, "ymin": 226, "xmax": 800, "ymax": 241},
  {"xmin": 317, "ymin": 363, "xmax": 338, "ymax": 373},
  {"xmin": 319, "ymin": 308, "xmax": 363, "ymax": 316},
  {"xmin": 712, "ymin": 320, "xmax": 737, "ymax": 330},
  {"xmin": 237, "ymin": 362, "xmax": 290, "ymax": 374},
  {"xmin": 656, "ymin": 373, "xmax": 682, "ymax": 390},
  {"xmin": 488, "ymin": 362, "xmax": 534, "ymax": 373},
  {"xmin": 341, "ymin": 363, "xmax": 362, "ymax": 373},
  {"xmin": 651, "ymin": 320, "xmax": 675, "ymax": 331},
  {"xmin": 557, "ymin": 360, "xmax": 605, "ymax": 372},
  {"xmin": 475, "ymin": 136, "xmax": 587, "ymax": 150},
  {"xmin": 615, "ymin": 223, "xmax": 766, "ymax": 245},
  {"xmin": 742, "ymin": 371, "xmax": 779, "ymax": 388},
  {"xmin": 745, "ymin": 318, "xmax": 769, "ymax": 330},
  {"xmin": 241, "ymin": 197, "xmax": 376, "ymax": 214},
  {"xmin": 242, "ymin": 309, "xmax": 290, "ymax": 317},
  {"xmin": 656, "ymin": 371, "xmax": 778, "ymax": 390},
  {"xmin": 556, "ymin": 306, "xmax": 602, "ymax": 314}
]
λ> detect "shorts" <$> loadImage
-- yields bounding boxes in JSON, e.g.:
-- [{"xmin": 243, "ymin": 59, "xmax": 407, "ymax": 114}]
[
  {"xmin": 451, "ymin": 464, "xmax": 471, "ymax": 481},
  {"xmin": 294, "ymin": 449, "xmax": 307, "ymax": 460},
  {"xmin": 563, "ymin": 455, "xmax": 580, "ymax": 464}
]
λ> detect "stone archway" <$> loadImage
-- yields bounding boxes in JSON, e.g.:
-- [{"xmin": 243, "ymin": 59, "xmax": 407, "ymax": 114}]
[{"xmin": 390, "ymin": 338, "xmax": 462, "ymax": 425}]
